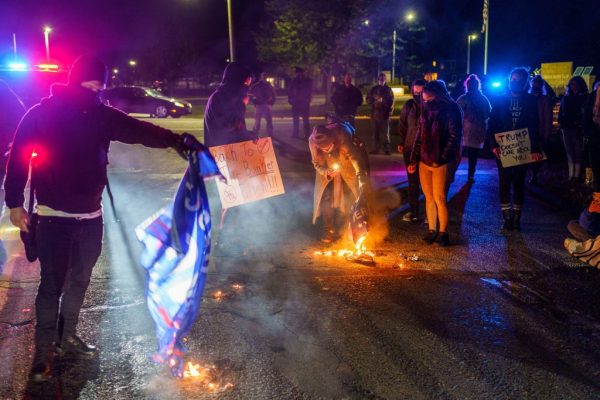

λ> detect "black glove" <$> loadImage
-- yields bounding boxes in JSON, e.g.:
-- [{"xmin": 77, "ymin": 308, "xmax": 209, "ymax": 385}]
[{"xmin": 175, "ymin": 133, "xmax": 204, "ymax": 160}]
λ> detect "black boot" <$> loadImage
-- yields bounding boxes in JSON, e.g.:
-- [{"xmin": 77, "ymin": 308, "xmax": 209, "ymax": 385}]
[
  {"xmin": 437, "ymin": 232, "xmax": 450, "ymax": 247},
  {"xmin": 30, "ymin": 348, "xmax": 53, "ymax": 382},
  {"xmin": 56, "ymin": 336, "xmax": 98, "ymax": 359},
  {"xmin": 513, "ymin": 209, "xmax": 521, "ymax": 231},
  {"xmin": 501, "ymin": 209, "xmax": 513, "ymax": 231},
  {"xmin": 422, "ymin": 230, "xmax": 437, "ymax": 244}
]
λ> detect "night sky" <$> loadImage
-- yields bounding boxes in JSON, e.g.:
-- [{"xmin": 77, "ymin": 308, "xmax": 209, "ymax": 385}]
[{"xmin": 0, "ymin": 0, "xmax": 598, "ymax": 79}]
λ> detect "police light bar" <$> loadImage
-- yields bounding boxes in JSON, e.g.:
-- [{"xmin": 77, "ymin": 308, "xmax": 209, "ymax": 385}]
[
  {"xmin": 8, "ymin": 62, "xmax": 28, "ymax": 71},
  {"xmin": 35, "ymin": 64, "xmax": 59, "ymax": 71}
]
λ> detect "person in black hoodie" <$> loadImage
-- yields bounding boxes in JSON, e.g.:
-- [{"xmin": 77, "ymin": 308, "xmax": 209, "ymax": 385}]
[
  {"xmin": 488, "ymin": 67, "xmax": 543, "ymax": 231},
  {"xmin": 204, "ymin": 62, "xmax": 257, "ymax": 147},
  {"xmin": 408, "ymin": 80, "xmax": 463, "ymax": 246},
  {"xmin": 4, "ymin": 55, "xmax": 200, "ymax": 382}
]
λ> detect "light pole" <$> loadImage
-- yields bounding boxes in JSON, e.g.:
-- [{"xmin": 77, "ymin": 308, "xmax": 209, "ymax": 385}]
[
  {"xmin": 392, "ymin": 11, "xmax": 416, "ymax": 84},
  {"xmin": 467, "ymin": 34, "xmax": 477, "ymax": 74},
  {"xmin": 43, "ymin": 26, "xmax": 52, "ymax": 61},
  {"xmin": 226, "ymin": 0, "xmax": 235, "ymax": 62}
]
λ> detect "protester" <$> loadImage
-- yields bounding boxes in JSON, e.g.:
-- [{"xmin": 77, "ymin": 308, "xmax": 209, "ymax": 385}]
[
  {"xmin": 204, "ymin": 62, "xmax": 257, "ymax": 147},
  {"xmin": 309, "ymin": 118, "xmax": 370, "ymax": 243},
  {"xmin": 4, "ymin": 55, "xmax": 201, "ymax": 382},
  {"xmin": 567, "ymin": 193, "xmax": 600, "ymax": 242},
  {"xmin": 408, "ymin": 80, "xmax": 462, "ymax": 246},
  {"xmin": 489, "ymin": 67, "xmax": 543, "ymax": 231},
  {"xmin": 456, "ymin": 74, "xmax": 491, "ymax": 183},
  {"xmin": 366, "ymin": 73, "xmax": 394, "ymax": 155},
  {"xmin": 559, "ymin": 76, "xmax": 588, "ymax": 185},
  {"xmin": 583, "ymin": 81, "xmax": 600, "ymax": 192},
  {"xmin": 331, "ymin": 73, "xmax": 363, "ymax": 127},
  {"xmin": 288, "ymin": 67, "xmax": 312, "ymax": 139},
  {"xmin": 0, "ymin": 80, "xmax": 26, "ymax": 190},
  {"xmin": 398, "ymin": 79, "xmax": 426, "ymax": 222},
  {"xmin": 528, "ymin": 75, "xmax": 554, "ymax": 185},
  {"xmin": 249, "ymin": 72, "xmax": 276, "ymax": 137}
]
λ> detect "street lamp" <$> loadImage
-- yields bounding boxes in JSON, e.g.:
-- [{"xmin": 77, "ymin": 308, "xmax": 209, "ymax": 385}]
[
  {"xmin": 467, "ymin": 34, "xmax": 478, "ymax": 74},
  {"xmin": 391, "ymin": 11, "xmax": 416, "ymax": 83},
  {"xmin": 226, "ymin": 0, "xmax": 235, "ymax": 62},
  {"xmin": 43, "ymin": 26, "xmax": 52, "ymax": 61},
  {"xmin": 128, "ymin": 60, "xmax": 137, "ymax": 67}
]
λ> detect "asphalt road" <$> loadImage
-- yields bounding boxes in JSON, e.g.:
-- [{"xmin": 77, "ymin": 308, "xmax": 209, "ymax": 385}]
[{"xmin": 1, "ymin": 116, "xmax": 599, "ymax": 399}]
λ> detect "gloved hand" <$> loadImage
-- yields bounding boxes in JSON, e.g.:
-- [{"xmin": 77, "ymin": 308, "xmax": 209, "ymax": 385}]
[{"xmin": 175, "ymin": 133, "xmax": 204, "ymax": 160}]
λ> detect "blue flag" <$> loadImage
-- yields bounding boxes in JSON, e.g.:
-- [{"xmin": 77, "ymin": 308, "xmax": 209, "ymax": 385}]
[{"xmin": 136, "ymin": 148, "xmax": 222, "ymax": 377}]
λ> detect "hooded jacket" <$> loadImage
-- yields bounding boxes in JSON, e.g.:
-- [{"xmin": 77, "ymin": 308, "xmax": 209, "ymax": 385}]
[
  {"xmin": 331, "ymin": 83, "xmax": 363, "ymax": 117},
  {"xmin": 4, "ymin": 84, "xmax": 180, "ymax": 213},
  {"xmin": 204, "ymin": 63, "xmax": 256, "ymax": 147}
]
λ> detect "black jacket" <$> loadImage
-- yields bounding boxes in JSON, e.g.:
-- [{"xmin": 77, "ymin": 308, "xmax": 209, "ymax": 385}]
[
  {"xmin": 249, "ymin": 80, "xmax": 276, "ymax": 106},
  {"xmin": 288, "ymin": 76, "xmax": 312, "ymax": 107},
  {"xmin": 398, "ymin": 98, "xmax": 421, "ymax": 153},
  {"xmin": 331, "ymin": 84, "xmax": 363, "ymax": 117},
  {"xmin": 488, "ymin": 92, "xmax": 541, "ymax": 153},
  {"xmin": 410, "ymin": 100, "xmax": 463, "ymax": 167},
  {"xmin": 4, "ymin": 84, "xmax": 180, "ymax": 213},
  {"xmin": 366, "ymin": 84, "xmax": 394, "ymax": 120},
  {"xmin": 558, "ymin": 94, "xmax": 586, "ymax": 130},
  {"xmin": 204, "ymin": 62, "xmax": 256, "ymax": 147}
]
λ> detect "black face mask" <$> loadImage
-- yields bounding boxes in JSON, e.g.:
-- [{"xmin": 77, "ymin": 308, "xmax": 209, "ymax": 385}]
[
  {"xmin": 423, "ymin": 99, "xmax": 440, "ymax": 112},
  {"xmin": 413, "ymin": 94, "xmax": 422, "ymax": 103},
  {"xmin": 509, "ymin": 80, "xmax": 527, "ymax": 93}
]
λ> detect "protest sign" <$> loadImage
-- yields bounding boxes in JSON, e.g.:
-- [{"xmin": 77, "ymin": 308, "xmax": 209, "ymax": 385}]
[
  {"xmin": 494, "ymin": 128, "xmax": 544, "ymax": 168},
  {"xmin": 209, "ymin": 138, "xmax": 285, "ymax": 208}
]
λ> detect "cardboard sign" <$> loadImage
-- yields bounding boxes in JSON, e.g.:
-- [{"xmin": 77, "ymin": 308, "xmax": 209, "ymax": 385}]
[
  {"xmin": 209, "ymin": 138, "xmax": 284, "ymax": 208},
  {"xmin": 494, "ymin": 128, "xmax": 543, "ymax": 168}
]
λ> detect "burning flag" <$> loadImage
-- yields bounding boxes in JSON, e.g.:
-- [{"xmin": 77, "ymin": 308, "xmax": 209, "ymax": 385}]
[
  {"xmin": 136, "ymin": 147, "xmax": 222, "ymax": 378},
  {"xmin": 350, "ymin": 189, "xmax": 369, "ymax": 248}
]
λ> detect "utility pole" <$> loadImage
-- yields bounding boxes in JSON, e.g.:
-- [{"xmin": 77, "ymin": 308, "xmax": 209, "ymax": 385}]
[
  {"xmin": 391, "ymin": 29, "xmax": 397, "ymax": 83},
  {"xmin": 227, "ymin": 0, "xmax": 235, "ymax": 62}
]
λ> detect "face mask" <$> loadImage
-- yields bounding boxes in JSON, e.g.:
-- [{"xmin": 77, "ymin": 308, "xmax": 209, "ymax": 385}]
[
  {"xmin": 413, "ymin": 94, "xmax": 422, "ymax": 103},
  {"xmin": 423, "ymin": 99, "xmax": 439, "ymax": 112},
  {"xmin": 509, "ymin": 80, "xmax": 526, "ymax": 93}
]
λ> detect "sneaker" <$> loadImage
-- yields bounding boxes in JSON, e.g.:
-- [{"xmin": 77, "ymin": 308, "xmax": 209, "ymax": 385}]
[
  {"xmin": 402, "ymin": 212, "xmax": 418, "ymax": 222},
  {"xmin": 30, "ymin": 362, "xmax": 52, "ymax": 382},
  {"xmin": 422, "ymin": 230, "xmax": 437, "ymax": 244},
  {"xmin": 437, "ymin": 232, "xmax": 450, "ymax": 247},
  {"xmin": 56, "ymin": 336, "xmax": 98, "ymax": 359}
]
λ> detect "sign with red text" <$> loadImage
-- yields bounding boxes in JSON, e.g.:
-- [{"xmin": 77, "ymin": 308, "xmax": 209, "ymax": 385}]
[
  {"xmin": 209, "ymin": 138, "xmax": 284, "ymax": 208},
  {"xmin": 494, "ymin": 128, "xmax": 544, "ymax": 168}
]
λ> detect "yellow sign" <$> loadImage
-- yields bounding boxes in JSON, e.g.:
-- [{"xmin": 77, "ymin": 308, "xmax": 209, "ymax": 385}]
[
  {"xmin": 541, "ymin": 62, "xmax": 572, "ymax": 96},
  {"xmin": 209, "ymin": 138, "xmax": 285, "ymax": 208}
]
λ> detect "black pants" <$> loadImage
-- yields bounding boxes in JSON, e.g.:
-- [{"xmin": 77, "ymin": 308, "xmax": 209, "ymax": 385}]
[
  {"xmin": 497, "ymin": 161, "xmax": 528, "ymax": 207},
  {"xmin": 34, "ymin": 216, "xmax": 103, "ymax": 359},
  {"xmin": 292, "ymin": 104, "xmax": 310, "ymax": 138},
  {"xmin": 404, "ymin": 151, "xmax": 420, "ymax": 217},
  {"xmin": 466, "ymin": 147, "xmax": 478, "ymax": 178},
  {"xmin": 372, "ymin": 119, "xmax": 390, "ymax": 152}
]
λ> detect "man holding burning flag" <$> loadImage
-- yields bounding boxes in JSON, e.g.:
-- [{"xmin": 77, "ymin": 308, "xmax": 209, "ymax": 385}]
[
  {"xmin": 4, "ymin": 55, "xmax": 203, "ymax": 382},
  {"xmin": 309, "ymin": 116, "xmax": 370, "ymax": 243}
]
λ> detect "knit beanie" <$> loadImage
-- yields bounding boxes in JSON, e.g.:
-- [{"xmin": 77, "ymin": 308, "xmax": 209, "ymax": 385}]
[{"xmin": 69, "ymin": 56, "xmax": 108, "ymax": 85}]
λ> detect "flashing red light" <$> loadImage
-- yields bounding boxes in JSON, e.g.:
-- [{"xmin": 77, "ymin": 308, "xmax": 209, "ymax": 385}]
[{"xmin": 32, "ymin": 151, "xmax": 38, "ymax": 158}]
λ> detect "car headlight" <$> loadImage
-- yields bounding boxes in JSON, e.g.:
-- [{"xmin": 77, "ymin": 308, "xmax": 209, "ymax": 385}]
[{"xmin": 172, "ymin": 101, "xmax": 185, "ymax": 107}]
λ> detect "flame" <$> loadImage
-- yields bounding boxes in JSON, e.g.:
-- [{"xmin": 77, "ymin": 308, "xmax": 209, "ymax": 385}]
[
  {"xmin": 332, "ymin": 163, "xmax": 340, "ymax": 171},
  {"xmin": 313, "ymin": 233, "xmax": 375, "ymax": 262},
  {"xmin": 183, "ymin": 362, "xmax": 234, "ymax": 392},
  {"xmin": 213, "ymin": 290, "xmax": 223, "ymax": 299},
  {"xmin": 231, "ymin": 283, "xmax": 243, "ymax": 290}
]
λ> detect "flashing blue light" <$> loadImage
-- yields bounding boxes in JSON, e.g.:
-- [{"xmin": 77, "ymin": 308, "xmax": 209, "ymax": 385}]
[
  {"xmin": 491, "ymin": 81, "xmax": 502, "ymax": 88},
  {"xmin": 8, "ymin": 62, "xmax": 28, "ymax": 71}
]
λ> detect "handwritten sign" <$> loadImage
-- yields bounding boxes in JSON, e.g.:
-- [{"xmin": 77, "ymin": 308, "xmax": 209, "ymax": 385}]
[
  {"xmin": 209, "ymin": 138, "xmax": 284, "ymax": 208},
  {"xmin": 494, "ymin": 128, "xmax": 543, "ymax": 168}
]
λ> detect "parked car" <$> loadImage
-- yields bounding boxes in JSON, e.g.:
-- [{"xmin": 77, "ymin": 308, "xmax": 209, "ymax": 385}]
[{"xmin": 100, "ymin": 86, "xmax": 192, "ymax": 118}]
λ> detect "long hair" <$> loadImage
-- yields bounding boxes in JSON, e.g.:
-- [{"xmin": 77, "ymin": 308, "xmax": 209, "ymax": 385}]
[
  {"xmin": 423, "ymin": 80, "xmax": 454, "ymax": 104},
  {"xmin": 565, "ymin": 76, "xmax": 589, "ymax": 96}
]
